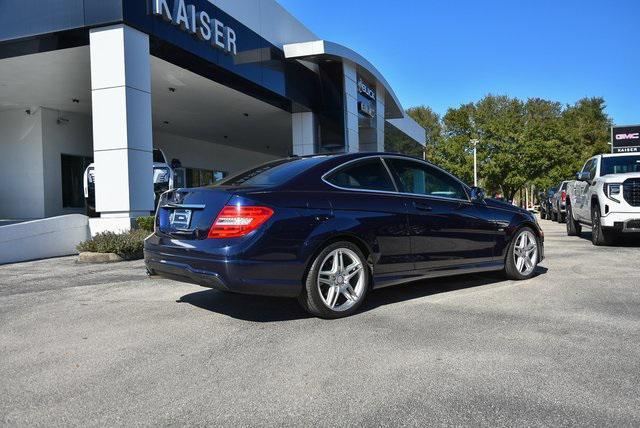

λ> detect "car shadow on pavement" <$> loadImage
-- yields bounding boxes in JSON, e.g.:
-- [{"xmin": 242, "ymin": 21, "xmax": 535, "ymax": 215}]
[
  {"xmin": 178, "ymin": 267, "xmax": 548, "ymax": 322},
  {"xmin": 574, "ymin": 230, "xmax": 640, "ymax": 247}
]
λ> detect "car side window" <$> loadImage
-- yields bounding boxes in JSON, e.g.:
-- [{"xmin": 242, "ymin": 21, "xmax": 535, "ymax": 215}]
[
  {"xmin": 325, "ymin": 158, "xmax": 396, "ymax": 192},
  {"xmin": 588, "ymin": 159, "xmax": 598, "ymax": 180},
  {"xmin": 385, "ymin": 158, "xmax": 468, "ymax": 200},
  {"xmin": 582, "ymin": 159, "xmax": 594, "ymax": 175}
]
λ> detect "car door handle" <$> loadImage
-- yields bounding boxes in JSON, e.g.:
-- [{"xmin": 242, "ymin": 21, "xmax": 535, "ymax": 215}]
[{"xmin": 413, "ymin": 201, "xmax": 433, "ymax": 212}]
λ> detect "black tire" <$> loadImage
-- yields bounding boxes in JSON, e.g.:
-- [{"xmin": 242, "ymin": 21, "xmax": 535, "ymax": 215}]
[
  {"xmin": 504, "ymin": 227, "xmax": 540, "ymax": 280},
  {"xmin": 540, "ymin": 211, "xmax": 547, "ymax": 220},
  {"xmin": 85, "ymin": 204, "xmax": 98, "ymax": 218},
  {"xmin": 298, "ymin": 241, "xmax": 370, "ymax": 319},
  {"xmin": 591, "ymin": 205, "xmax": 615, "ymax": 246},
  {"xmin": 566, "ymin": 204, "xmax": 582, "ymax": 236},
  {"xmin": 555, "ymin": 205, "xmax": 564, "ymax": 223}
]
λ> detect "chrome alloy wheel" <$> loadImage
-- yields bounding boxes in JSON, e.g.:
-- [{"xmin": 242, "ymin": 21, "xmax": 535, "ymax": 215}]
[
  {"xmin": 317, "ymin": 248, "xmax": 365, "ymax": 312},
  {"xmin": 513, "ymin": 230, "xmax": 538, "ymax": 276}
]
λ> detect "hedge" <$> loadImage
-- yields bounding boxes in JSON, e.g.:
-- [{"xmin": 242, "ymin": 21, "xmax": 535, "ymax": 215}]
[
  {"xmin": 77, "ymin": 229, "xmax": 150, "ymax": 260},
  {"xmin": 136, "ymin": 215, "xmax": 155, "ymax": 232}
]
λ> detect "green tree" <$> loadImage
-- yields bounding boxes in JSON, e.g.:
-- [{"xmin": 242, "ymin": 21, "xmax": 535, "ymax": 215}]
[
  {"xmin": 560, "ymin": 97, "xmax": 612, "ymax": 177},
  {"xmin": 418, "ymin": 95, "xmax": 611, "ymax": 201}
]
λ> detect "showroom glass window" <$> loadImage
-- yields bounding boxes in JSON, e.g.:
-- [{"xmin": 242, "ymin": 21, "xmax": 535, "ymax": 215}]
[
  {"xmin": 61, "ymin": 154, "xmax": 92, "ymax": 208},
  {"xmin": 325, "ymin": 158, "xmax": 395, "ymax": 191},
  {"xmin": 385, "ymin": 158, "xmax": 468, "ymax": 200}
]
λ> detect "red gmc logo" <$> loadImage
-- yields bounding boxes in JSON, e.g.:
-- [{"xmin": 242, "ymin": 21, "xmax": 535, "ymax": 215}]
[{"xmin": 616, "ymin": 133, "xmax": 640, "ymax": 140}]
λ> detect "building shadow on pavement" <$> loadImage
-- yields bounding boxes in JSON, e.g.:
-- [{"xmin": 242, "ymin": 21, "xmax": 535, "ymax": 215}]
[{"xmin": 178, "ymin": 266, "xmax": 548, "ymax": 322}]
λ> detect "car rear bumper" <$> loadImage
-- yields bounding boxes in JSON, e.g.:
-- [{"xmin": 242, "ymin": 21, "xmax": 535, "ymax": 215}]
[{"xmin": 144, "ymin": 247, "xmax": 304, "ymax": 298}]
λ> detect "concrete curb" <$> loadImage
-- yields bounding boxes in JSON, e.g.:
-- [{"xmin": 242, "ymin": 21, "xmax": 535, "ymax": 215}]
[{"xmin": 76, "ymin": 252, "xmax": 123, "ymax": 264}]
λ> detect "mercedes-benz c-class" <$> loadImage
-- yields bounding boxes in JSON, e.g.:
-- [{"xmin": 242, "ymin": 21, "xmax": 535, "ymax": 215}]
[{"xmin": 144, "ymin": 153, "xmax": 543, "ymax": 318}]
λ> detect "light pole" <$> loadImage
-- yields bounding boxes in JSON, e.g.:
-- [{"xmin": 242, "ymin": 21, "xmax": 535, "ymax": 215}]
[{"xmin": 470, "ymin": 139, "xmax": 479, "ymax": 187}]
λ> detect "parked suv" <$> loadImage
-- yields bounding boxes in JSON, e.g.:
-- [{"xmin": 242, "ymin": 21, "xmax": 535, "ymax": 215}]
[
  {"xmin": 83, "ymin": 149, "xmax": 174, "ymax": 217},
  {"xmin": 550, "ymin": 181, "xmax": 569, "ymax": 223},
  {"xmin": 566, "ymin": 153, "xmax": 640, "ymax": 245}
]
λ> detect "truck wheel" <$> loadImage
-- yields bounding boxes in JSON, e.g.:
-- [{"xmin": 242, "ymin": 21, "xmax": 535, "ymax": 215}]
[
  {"xmin": 566, "ymin": 204, "xmax": 581, "ymax": 236},
  {"xmin": 555, "ymin": 205, "xmax": 564, "ymax": 223},
  {"xmin": 85, "ymin": 205, "xmax": 98, "ymax": 218},
  {"xmin": 591, "ymin": 205, "xmax": 614, "ymax": 246}
]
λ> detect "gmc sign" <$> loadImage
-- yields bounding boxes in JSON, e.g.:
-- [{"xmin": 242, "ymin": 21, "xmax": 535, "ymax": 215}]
[{"xmin": 612, "ymin": 125, "xmax": 640, "ymax": 153}]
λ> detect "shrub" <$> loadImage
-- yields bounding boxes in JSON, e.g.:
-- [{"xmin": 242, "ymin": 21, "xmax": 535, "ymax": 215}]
[
  {"xmin": 77, "ymin": 229, "xmax": 149, "ymax": 260},
  {"xmin": 136, "ymin": 215, "xmax": 155, "ymax": 232}
]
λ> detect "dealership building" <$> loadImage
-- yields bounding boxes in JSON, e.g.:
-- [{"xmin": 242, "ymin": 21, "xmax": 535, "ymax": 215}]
[{"xmin": 0, "ymin": 0, "xmax": 424, "ymax": 259}]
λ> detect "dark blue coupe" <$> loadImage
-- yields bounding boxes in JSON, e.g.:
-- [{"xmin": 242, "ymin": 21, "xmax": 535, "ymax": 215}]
[{"xmin": 144, "ymin": 153, "xmax": 544, "ymax": 318}]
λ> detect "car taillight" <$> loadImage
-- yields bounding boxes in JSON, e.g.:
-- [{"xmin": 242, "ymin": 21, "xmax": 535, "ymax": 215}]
[
  {"xmin": 561, "ymin": 190, "xmax": 566, "ymax": 202},
  {"xmin": 208, "ymin": 205, "xmax": 274, "ymax": 239}
]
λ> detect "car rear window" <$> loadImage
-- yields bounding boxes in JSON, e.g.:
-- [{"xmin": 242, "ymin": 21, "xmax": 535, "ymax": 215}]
[{"xmin": 216, "ymin": 157, "xmax": 327, "ymax": 187}]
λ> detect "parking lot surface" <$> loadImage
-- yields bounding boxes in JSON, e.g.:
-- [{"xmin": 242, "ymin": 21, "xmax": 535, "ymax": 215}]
[{"xmin": 1, "ymin": 220, "xmax": 639, "ymax": 426}]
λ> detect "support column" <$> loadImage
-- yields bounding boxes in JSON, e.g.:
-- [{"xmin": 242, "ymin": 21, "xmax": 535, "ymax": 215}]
[
  {"xmin": 292, "ymin": 112, "xmax": 317, "ymax": 156},
  {"xmin": 89, "ymin": 24, "xmax": 153, "ymax": 233},
  {"xmin": 343, "ymin": 60, "xmax": 359, "ymax": 153}
]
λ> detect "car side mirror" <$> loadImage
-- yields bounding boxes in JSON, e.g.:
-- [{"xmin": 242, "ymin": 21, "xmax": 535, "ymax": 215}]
[
  {"xmin": 576, "ymin": 171, "xmax": 590, "ymax": 182},
  {"xmin": 470, "ymin": 187, "xmax": 485, "ymax": 202}
]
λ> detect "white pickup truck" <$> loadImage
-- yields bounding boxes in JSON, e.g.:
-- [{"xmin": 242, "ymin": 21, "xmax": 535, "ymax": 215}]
[
  {"xmin": 565, "ymin": 153, "xmax": 640, "ymax": 245},
  {"xmin": 83, "ymin": 148, "xmax": 174, "ymax": 217}
]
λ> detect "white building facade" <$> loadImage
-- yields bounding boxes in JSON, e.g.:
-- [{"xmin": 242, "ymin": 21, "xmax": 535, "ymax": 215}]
[{"xmin": 0, "ymin": 0, "xmax": 425, "ymax": 232}]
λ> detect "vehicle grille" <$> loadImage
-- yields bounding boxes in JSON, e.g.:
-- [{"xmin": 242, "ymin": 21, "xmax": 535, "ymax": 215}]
[
  {"xmin": 626, "ymin": 220, "xmax": 640, "ymax": 229},
  {"xmin": 623, "ymin": 178, "xmax": 640, "ymax": 207}
]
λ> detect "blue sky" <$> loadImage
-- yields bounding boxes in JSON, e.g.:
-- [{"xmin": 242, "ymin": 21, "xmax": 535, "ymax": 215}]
[{"xmin": 277, "ymin": 0, "xmax": 639, "ymax": 125}]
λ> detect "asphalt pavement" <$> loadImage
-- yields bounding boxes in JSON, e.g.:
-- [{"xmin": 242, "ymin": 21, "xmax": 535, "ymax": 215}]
[{"xmin": 1, "ymin": 219, "xmax": 639, "ymax": 426}]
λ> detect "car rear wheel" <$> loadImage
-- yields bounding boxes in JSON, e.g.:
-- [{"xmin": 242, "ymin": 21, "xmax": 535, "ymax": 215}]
[
  {"xmin": 299, "ymin": 242, "xmax": 369, "ymax": 319},
  {"xmin": 504, "ymin": 228, "xmax": 540, "ymax": 280},
  {"xmin": 591, "ymin": 205, "xmax": 615, "ymax": 246},
  {"xmin": 566, "ymin": 204, "xmax": 582, "ymax": 236}
]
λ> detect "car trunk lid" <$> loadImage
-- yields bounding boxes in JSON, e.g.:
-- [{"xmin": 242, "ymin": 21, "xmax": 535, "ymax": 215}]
[{"xmin": 157, "ymin": 187, "xmax": 238, "ymax": 240}]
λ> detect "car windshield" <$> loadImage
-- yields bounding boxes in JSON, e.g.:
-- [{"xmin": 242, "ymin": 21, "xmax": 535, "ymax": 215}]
[
  {"xmin": 215, "ymin": 157, "xmax": 327, "ymax": 187},
  {"xmin": 601, "ymin": 155, "xmax": 640, "ymax": 176}
]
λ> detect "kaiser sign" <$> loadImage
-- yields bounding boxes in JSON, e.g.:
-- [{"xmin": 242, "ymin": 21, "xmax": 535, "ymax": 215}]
[
  {"xmin": 612, "ymin": 125, "xmax": 640, "ymax": 153},
  {"xmin": 152, "ymin": 0, "xmax": 237, "ymax": 55}
]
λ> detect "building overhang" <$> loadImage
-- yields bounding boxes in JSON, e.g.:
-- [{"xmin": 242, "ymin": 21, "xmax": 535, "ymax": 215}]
[{"xmin": 283, "ymin": 40, "xmax": 425, "ymax": 146}]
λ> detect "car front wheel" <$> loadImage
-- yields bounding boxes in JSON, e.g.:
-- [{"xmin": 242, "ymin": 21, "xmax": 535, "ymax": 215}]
[
  {"xmin": 299, "ymin": 242, "xmax": 369, "ymax": 319},
  {"xmin": 504, "ymin": 227, "xmax": 540, "ymax": 280}
]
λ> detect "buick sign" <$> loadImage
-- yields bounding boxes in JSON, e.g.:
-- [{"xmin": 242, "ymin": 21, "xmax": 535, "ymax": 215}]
[
  {"xmin": 358, "ymin": 101, "xmax": 375, "ymax": 118},
  {"xmin": 152, "ymin": 0, "xmax": 237, "ymax": 55},
  {"xmin": 357, "ymin": 79, "xmax": 376, "ymax": 101},
  {"xmin": 612, "ymin": 125, "xmax": 640, "ymax": 153}
]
